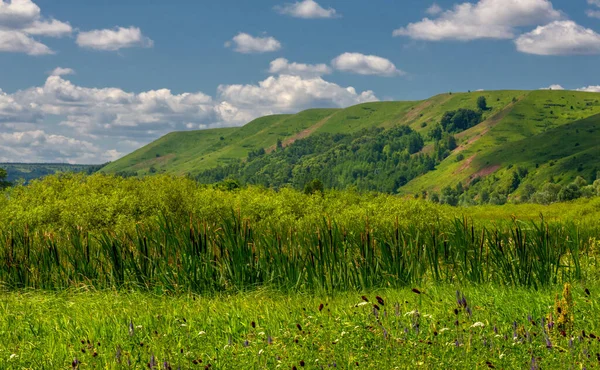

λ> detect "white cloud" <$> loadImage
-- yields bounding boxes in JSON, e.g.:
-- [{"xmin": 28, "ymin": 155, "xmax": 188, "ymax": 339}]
[
  {"xmin": 540, "ymin": 84, "xmax": 565, "ymax": 90},
  {"xmin": 0, "ymin": 29, "xmax": 51, "ymax": 54},
  {"xmin": 226, "ymin": 32, "xmax": 281, "ymax": 54},
  {"xmin": 0, "ymin": 71, "xmax": 378, "ymax": 162},
  {"xmin": 22, "ymin": 19, "xmax": 72, "ymax": 37},
  {"xmin": 393, "ymin": 0, "xmax": 561, "ymax": 41},
  {"xmin": 269, "ymin": 58, "xmax": 332, "ymax": 78},
  {"xmin": 217, "ymin": 75, "xmax": 377, "ymax": 122},
  {"xmin": 587, "ymin": 0, "xmax": 600, "ymax": 19},
  {"xmin": 331, "ymin": 52, "xmax": 404, "ymax": 77},
  {"xmin": 516, "ymin": 21, "xmax": 600, "ymax": 55},
  {"xmin": 426, "ymin": 4, "xmax": 443, "ymax": 16},
  {"xmin": 275, "ymin": 0, "xmax": 339, "ymax": 19},
  {"xmin": 49, "ymin": 67, "xmax": 75, "ymax": 76},
  {"xmin": 0, "ymin": 0, "xmax": 71, "ymax": 55},
  {"xmin": 0, "ymin": 130, "xmax": 115, "ymax": 163},
  {"xmin": 76, "ymin": 26, "xmax": 153, "ymax": 51},
  {"xmin": 577, "ymin": 85, "xmax": 600, "ymax": 92}
]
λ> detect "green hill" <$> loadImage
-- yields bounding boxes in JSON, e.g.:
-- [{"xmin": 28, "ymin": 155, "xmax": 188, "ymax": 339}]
[
  {"xmin": 103, "ymin": 90, "xmax": 600, "ymax": 203},
  {"xmin": 0, "ymin": 163, "xmax": 103, "ymax": 184}
]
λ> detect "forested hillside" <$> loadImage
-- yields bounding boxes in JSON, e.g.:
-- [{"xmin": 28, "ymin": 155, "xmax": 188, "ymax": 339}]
[{"xmin": 103, "ymin": 90, "xmax": 600, "ymax": 205}]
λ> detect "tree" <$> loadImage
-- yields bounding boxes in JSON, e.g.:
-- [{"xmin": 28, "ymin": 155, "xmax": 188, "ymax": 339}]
[
  {"xmin": 304, "ymin": 179, "xmax": 324, "ymax": 195},
  {"xmin": 0, "ymin": 168, "xmax": 11, "ymax": 189},
  {"xmin": 477, "ymin": 96, "xmax": 488, "ymax": 111}
]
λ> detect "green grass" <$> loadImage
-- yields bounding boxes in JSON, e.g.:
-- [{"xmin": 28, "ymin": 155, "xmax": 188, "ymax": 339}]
[
  {"xmin": 2, "ymin": 284, "xmax": 599, "ymax": 369},
  {"xmin": 102, "ymin": 90, "xmax": 600, "ymax": 197},
  {"xmin": 401, "ymin": 90, "xmax": 600, "ymax": 194}
]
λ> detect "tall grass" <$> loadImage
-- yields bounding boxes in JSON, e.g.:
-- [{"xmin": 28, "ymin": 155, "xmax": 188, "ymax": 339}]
[{"xmin": 0, "ymin": 213, "xmax": 595, "ymax": 292}]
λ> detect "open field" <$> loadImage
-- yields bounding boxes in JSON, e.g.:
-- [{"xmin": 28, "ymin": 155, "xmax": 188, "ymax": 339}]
[
  {"xmin": 1, "ymin": 285, "xmax": 600, "ymax": 369},
  {"xmin": 2, "ymin": 174, "xmax": 600, "ymax": 368}
]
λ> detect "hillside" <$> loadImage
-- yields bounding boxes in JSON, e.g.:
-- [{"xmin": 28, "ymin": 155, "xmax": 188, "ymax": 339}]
[
  {"xmin": 103, "ymin": 90, "xmax": 600, "ymax": 203},
  {"xmin": 0, "ymin": 163, "xmax": 103, "ymax": 183}
]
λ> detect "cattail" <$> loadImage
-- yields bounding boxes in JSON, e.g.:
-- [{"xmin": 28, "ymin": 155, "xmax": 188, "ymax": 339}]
[
  {"xmin": 376, "ymin": 296, "xmax": 385, "ymax": 305},
  {"xmin": 296, "ymin": 323, "xmax": 302, "ymax": 331},
  {"xmin": 299, "ymin": 360, "xmax": 305, "ymax": 367},
  {"xmin": 318, "ymin": 303, "xmax": 324, "ymax": 312},
  {"xmin": 412, "ymin": 288, "xmax": 421, "ymax": 295},
  {"xmin": 361, "ymin": 296, "xmax": 369, "ymax": 302},
  {"xmin": 251, "ymin": 321, "xmax": 256, "ymax": 328},
  {"xmin": 585, "ymin": 288, "xmax": 591, "ymax": 296}
]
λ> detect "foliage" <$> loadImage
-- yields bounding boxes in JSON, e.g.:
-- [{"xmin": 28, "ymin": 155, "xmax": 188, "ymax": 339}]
[
  {"xmin": 197, "ymin": 126, "xmax": 432, "ymax": 193},
  {"xmin": 440, "ymin": 109, "xmax": 482, "ymax": 133},
  {"xmin": 0, "ymin": 163, "xmax": 103, "ymax": 184},
  {"xmin": 2, "ymin": 285, "xmax": 600, "ymax": 369}
]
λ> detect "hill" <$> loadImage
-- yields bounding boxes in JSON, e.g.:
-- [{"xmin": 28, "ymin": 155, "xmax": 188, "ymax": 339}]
[
  {"xmin": 0, "ymin": 163, "xmax": 103, "ymax": 184},
  {"xmin": 102, "ymin": 90, "xmax": 600, "ymax": 204}
]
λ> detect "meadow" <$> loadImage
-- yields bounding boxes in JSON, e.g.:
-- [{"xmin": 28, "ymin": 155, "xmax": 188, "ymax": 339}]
[{"xmin": 2, "ymin": 174, "xmax": 600, "ymax": 368}]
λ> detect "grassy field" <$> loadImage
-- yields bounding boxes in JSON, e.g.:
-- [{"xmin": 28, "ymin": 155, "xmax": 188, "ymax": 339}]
[
  {"xmin": 2, "ymin": 174, "xmax": 600, "ymax": 368},
  {"xmin": 2, "ymin": 285, "xmax": 599, "ymax": 369}
]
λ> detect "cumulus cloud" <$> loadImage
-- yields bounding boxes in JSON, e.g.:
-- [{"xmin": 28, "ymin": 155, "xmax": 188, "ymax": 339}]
[
  {"xmin": 269, "ymin": 58, "xmax": 332, "ymax": 78},
  {"xmin": 539, "ymin": 84, "xmax": 600, "ymax": 92},
  {"xmin": 426, "ymin": 4, "xmax": 443, "ymax": 16},
  {"xmin": 515, "ymin": 21, "xmax": 600, "ymax": 55},
  {"xmin": 216, "ymin": 74, "xmax": 377, "ymax": 122},
  {"xmin": 275, "ymin": 0, "xmax": 339, "ymax": 19},
  {"xmin": 225, "ymin": 32, "xmax": 281, "ymax": 54},
  {"xmin": 0, "ymin": 71, "xmax": 378, "ymax": 163},
  {"xmin": 577, "ymin": 85, "xmax": 600, "ymax": 92},
  {"xmin": 0, "ymin": 0, "xmax": 71, "ymax": 55},
  {"xmin": 76, "ymin": 26, "xmax": 154, "ymax": 51},
  {"xmin": 0, "ymin": 130, "xmax": 119, "ymax": 163},
  {"xmin": 49, "ymin": 67, "xmax": 74, "ymax": 76},
  {"xmin": 393, "ymin": 0, "xmax": 561, "ymax": 41},
  {"xmin": 587, "ymin": 0, "xmax": 600, "ymax": 18},
  {"xmin": 0, "ymin": 29, "xmax": 51, "ymax": 54},
  {"xmin": 331, "ymin": 52, "xmax": 404, "ymax": 77},
  {"xmin": 540, "ymin": 84, "xmax": 565, "ymax": 90}
]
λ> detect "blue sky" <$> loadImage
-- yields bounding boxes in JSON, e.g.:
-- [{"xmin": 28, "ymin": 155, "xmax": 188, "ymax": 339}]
[{"xmin": 0, "ymin": 0, "xmax": 599, "ymax": 163}]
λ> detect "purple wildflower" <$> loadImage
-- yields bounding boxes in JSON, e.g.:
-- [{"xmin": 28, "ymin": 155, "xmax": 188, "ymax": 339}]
[
  {"xmin": 129, "ymin": 321, "xmax": 135, "ymax": 337},
  {"xmin": 243, "ymin": 340, "xmax": 249, "ymax": 347}
]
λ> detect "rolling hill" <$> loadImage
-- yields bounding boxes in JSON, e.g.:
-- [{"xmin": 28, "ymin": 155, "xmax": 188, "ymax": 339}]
[{"xmin": 102, "ymin": 90, "xmax": 600, "ymax": 202}]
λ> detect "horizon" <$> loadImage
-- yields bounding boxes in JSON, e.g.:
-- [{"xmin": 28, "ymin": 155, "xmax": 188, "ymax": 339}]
[{"xmin": 1, "ymin": 0, "xmax": 599, "ymax": 164}]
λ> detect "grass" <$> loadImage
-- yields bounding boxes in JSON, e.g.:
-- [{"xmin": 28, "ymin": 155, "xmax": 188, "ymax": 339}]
[
  {"xmin": 2, "ymin": 285, "xmax": 599, "ymax": 369},
  {"xmin": 2, "ymin": 175, "xmax": 600, "ymax": 367}
]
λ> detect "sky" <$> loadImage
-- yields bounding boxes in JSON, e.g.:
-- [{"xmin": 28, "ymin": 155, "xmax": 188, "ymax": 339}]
[{"xmin": 0, "ymin": 0, "xmax": 599, "ymax": 164}]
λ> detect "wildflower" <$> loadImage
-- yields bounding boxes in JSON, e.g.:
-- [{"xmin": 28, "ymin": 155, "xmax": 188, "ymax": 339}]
[
  {"xmin": 466, "ymin": 306, "xmax": 472, "ymax": 318},
  {"xmin": 149, "ymin": 355, "xmax": 157, "ymax": 369},
  {"xmin": 72, "ymin": 358, "xmax": 79, "ymax": 369},
  {"xmin": 493, "ymin": 326, "xmax": 498, "ymax": 334},
  {"xmin": 530, "ymin": 356, "xmax": 538, "ymax": 370},
  {"xmin": 569, "ymin": 337, "xmax": 574, "ymax": 348},
  {"xmin": 243, "ymin": 340, "xmax": 249, "ymax": 347},
  {"xmin": 129, "ymin": 321, "xmax": 135, "ymax": 337},
  {"xmin": 115, "ymin": 346, "xmax": 122, "ymax": 363},
  {"xmin": 163, "ymin": 361, "xmax": 171, "ymax": 370},
  {"xmin": 373, "ymin": 306, "xmax": 379, "ymax": 319},
  {"xmin": 545, "ymin": 337, "xmax": 552, "ymax": 349},
  {"xmin": 267, "ymin": 335, "xmax": 273, "ymax": 345}
]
